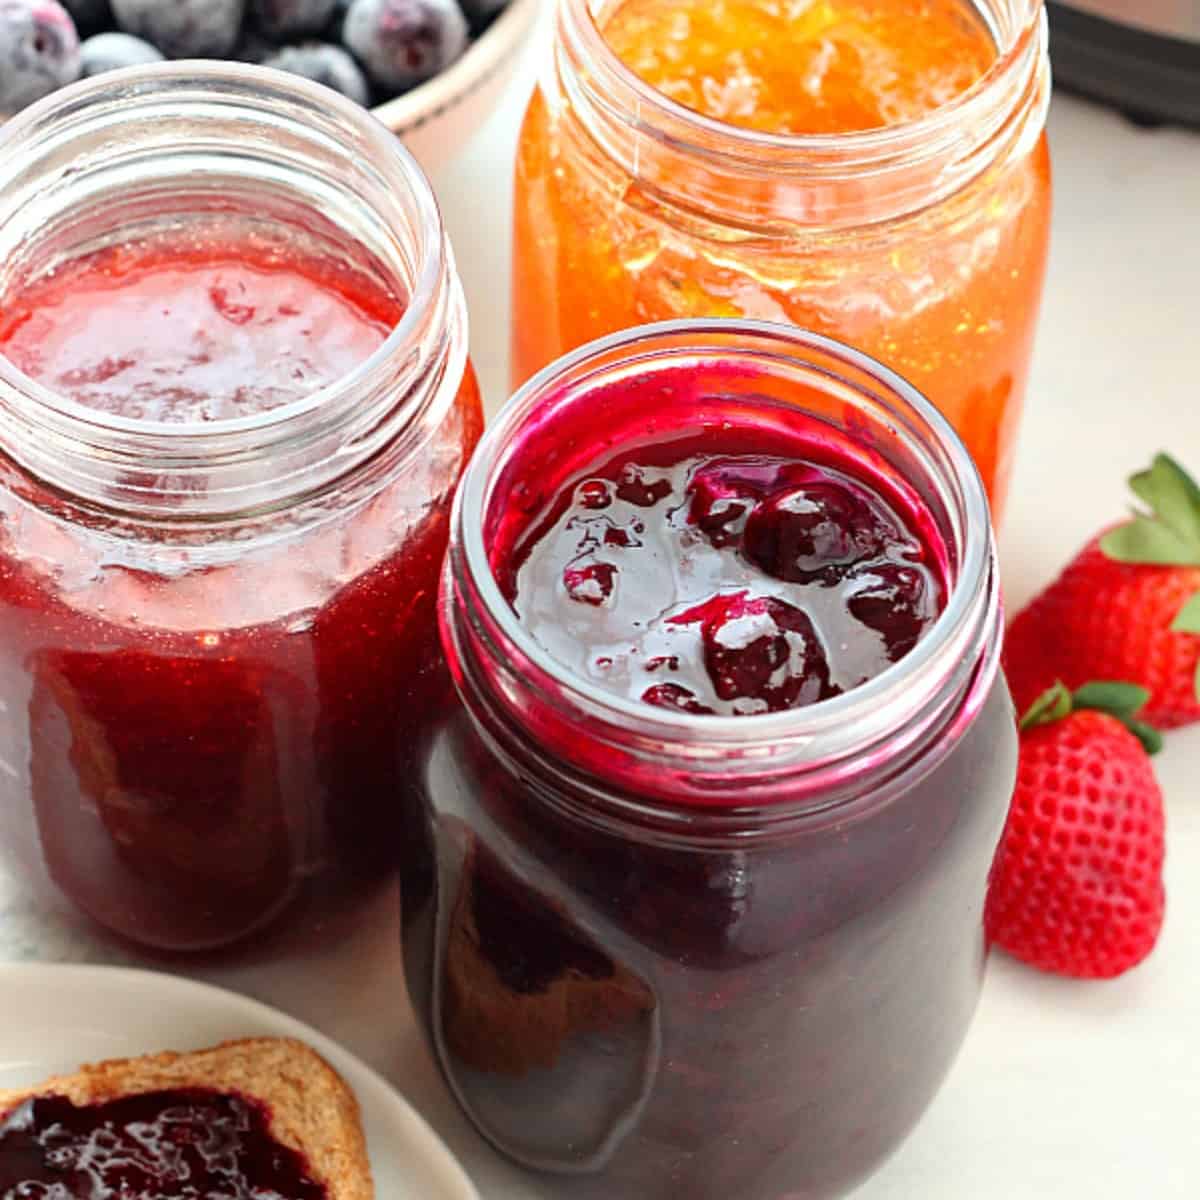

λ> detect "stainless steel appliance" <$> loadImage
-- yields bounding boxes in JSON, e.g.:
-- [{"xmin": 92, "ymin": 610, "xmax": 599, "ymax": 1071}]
[{"xmin": 1048, "ymin": 2, "xmax": 1200, "ymax": 125}]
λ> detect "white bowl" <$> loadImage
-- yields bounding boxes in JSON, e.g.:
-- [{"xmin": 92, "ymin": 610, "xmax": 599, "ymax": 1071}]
[{"xmin": 372, "ymin": 0, "xmax": 543, "ymax": 175}]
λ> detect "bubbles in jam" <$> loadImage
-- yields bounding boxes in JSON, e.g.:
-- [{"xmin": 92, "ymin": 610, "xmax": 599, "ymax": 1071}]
[
  {"xmin": 0, "ymin": 1089, "xmax": 326, "ymax": 1199},
  {"xmin": 0, "ymin": 233, "xmax": 398, "ymax": 422},
  {"xmin": 504, "ymin": 445, "xmax": 944, "ymax": 716}
]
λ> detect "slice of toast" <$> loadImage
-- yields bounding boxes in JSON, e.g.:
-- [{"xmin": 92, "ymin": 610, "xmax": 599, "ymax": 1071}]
[{"xmin": 0, "ymin": 1037, "xmax": 373, "ymax": 1200}]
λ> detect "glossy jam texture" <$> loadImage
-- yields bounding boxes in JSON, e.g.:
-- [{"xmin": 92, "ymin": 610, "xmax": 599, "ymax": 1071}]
[
  {"xmin": 0, "ymin": 236, "xmax": 397, "ymax": 420},
  {"xmin": 510, "ymin": 0, "xmax": 1052, "ymax": 510},
  {"xmin": 503, "ymin": 443, "xmax": 943, "ymax": 716},
  {"xmin": 0, "ymin": 230, "xmax": 483, "ymax": 951},
  {"xmin": 604, "ymin": 0, "xmax": 994, "ymax": 134},
  {"xmin": 0, "ymin": 1089, "xmax": 326, "ymax": 1198}
]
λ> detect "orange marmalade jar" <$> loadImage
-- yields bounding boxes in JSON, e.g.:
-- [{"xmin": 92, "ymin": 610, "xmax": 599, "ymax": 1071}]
[{"xmin": 511, "ymin": 0, "xmax": 1052, "ymax": 511}]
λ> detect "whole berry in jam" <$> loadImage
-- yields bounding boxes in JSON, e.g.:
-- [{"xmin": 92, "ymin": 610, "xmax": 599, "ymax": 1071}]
[
  {"xmin": 60, "ymin": 0, "xmax": 109, "ymax": 35},
  {"xmin": 263, "ymin": 42, "xmax": 370, "ymax": 104},
  {"xmin": 685, "ymin": 457, "xmax": 775, "ymax": 548},
  {"xmin": 0, "ymin": 0, "xmax": 81, "ymax": 116},
  {"xmin": 342, "ymin": 0, "xmax": 468, "ymax": 92},
  {"xmin": 668, "ymin": 592, "xmax": 838, "ymax": 714},
  {"xmin": 79, "ymin": 30, "xmax": 163, "ymax": 75},
  {"xmin": 251, "ymin": 0, "xmax": 337, "ymax": 38},
  {"xmin": 742, "ymin": 478, "xmax": 892, "ymax": 585},
  {"xmin": 846, "ymin": 561, "xmax": 936, "ymax": 662},
  {"xmin": 111, "ymin": 0, "xmax": 246, "ymax": 58},
  {"xmin": 506, "ymin": 445, "xmax": 942, "ymax": 717}
]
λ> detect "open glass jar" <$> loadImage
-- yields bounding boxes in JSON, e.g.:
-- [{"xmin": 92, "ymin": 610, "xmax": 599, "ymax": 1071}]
[
  {"xmin": 0, "ymin": 65, "xmax": 482, "ymax": 953},
  {"xmin": 404, "ymin": 320, "xmax": 1017, "ymax": 1199},
  {"xmin": 511, "ymin": 0, "xmax": 1052, "ymax": 512}
]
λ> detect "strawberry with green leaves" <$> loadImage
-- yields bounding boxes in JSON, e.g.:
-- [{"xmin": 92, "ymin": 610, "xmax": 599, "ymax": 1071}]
[
  {"xmin": 1004, "ymin": 454, "xmax": 1200, "ymax": 729},
  {"xmin": 986, "ymin": 681, "xmax": 1166, "ymax": 980}
]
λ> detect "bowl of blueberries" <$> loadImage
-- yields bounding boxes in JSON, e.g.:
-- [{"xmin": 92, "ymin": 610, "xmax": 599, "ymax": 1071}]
[{"xmin": 0, "ymin": 0, "xmax": 541, "ymax": 173}]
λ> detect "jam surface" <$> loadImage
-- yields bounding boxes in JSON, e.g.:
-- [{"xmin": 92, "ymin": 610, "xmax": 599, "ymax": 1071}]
[
  {"xmin": 604, "ymin": 0, "xmax": 995, "ymax": 134},
  {"xmin": 0, "ymin": 1088, "xmax": 326, "ymax": 1199},
  {"xmin": 0, "ymin": 237, "xmax": 398, "ymax": 421},
  {"xmin": 504, "ymin": 445, "xmax": 943, "ymax": 715}
]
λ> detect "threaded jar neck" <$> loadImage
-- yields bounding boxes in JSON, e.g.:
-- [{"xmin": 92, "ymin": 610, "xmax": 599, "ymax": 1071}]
[
  {"xmin": 551, "ymin": 0, "xmax": 1049, "ymax": 230},
  {"xmin": 0, "ymin": 63, "xmax": 467, "ymax": 524},
  {"xmin": 443, "ymin": 320, "xmax": 1003, "ymax": 829}
]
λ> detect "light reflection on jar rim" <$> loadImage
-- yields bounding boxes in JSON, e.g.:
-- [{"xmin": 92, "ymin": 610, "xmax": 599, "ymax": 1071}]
[
  {"xmin": 446, "ymin": 319, "xmax": 1002, "ymax": 812},
  {"xmin": 0, "ymin": 62, "xmax": 467, "ymax": 520}
]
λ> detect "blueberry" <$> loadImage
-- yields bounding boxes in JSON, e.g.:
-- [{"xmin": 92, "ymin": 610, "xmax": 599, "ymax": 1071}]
[
  {"xmin": 251, "ymin": 0, "xmax": 336, "ymax": 38},
  {"xmin": 324, "ymin": 0, "xmax": 351, "ymax": 34},
  {"xmin": 0, "ymin": 1, "xmax": 81, "ymax": 117},
  {"xmin": 458, "ymin": 0, "xmax": 507, "ymax": 35},
  {"xmin": 230, "ymin": 31, "xmax": 276, "ymax": 63},
  {"xmin": 60, "ymin": 0, "xmax": 110, "ymax": 35},
  {"xmin": 110, "ymin": 0, "xmax": 246, "ymax": 58},
  {"xmin": 341, "ymin": 0, "xmax": 467, "ymax": 93},
  {"xmin": 79, "ymin": 31, "xmax": 163, "ymax": 76},
  {"xmin": 263, "ymin": 42, "xmax": 370, "ymax": 105}
]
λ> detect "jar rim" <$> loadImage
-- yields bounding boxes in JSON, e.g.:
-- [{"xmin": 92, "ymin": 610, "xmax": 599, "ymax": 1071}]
[
  {"xmin": 453, "ymin": 319, "xmax": 996, "ymax": 759},
  {"xmin": 552, "ymin": 0, "xmax": 1049, "ymax": 228},
  {"xmin": 0, "ymin": 61, "xmax": 446, "ymax": 444},
  {"xmin": 560, "ymin": 0, "xmax": 1045, "ymax": 160}
]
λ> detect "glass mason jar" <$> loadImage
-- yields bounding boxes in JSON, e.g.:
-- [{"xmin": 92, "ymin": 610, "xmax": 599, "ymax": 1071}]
[
  {"xmin": 0, "ymin": 65, "xmax": 483, "ymax": 953},
  {"xmin": 511, "ymin": 0, "xmax": 1052, "ymax": 513},
  {"xmin": 404, "ymin": 321, "xmax": 1018, "ymax": 1199}
]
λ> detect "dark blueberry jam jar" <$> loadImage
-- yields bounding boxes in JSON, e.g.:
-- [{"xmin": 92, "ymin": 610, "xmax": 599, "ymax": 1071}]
[{"xmin": 403, "ymin": 321, "xmax": 1017, "ymax": 1199}]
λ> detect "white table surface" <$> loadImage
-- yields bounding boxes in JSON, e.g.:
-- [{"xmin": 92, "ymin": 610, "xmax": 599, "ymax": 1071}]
[{"xmin": 3, "ymin": 55, "xmax": 1200, "ymax": 1200}]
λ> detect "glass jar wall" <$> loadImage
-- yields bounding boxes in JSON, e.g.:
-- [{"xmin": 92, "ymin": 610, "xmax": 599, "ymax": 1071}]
[
  {"xmin": 405, "ymin": 322, "xmax": 1018, "ymax": 1199},
  {"xmin": 0, "ymin": 65, "xmax": 482, "ymax": 953},
  {"xmin": 511, "ymin": 0, "xmax": 1052, "ymax": 511}
]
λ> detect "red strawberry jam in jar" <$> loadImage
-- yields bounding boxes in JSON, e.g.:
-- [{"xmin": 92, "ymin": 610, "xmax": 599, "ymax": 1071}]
[
  {"xmin": 0, "ymin": 65, "xmax": 482, "ymax": 953},
  {"xmin": 403, "ymin": 322, "xmax": 1017, "ymax": 1198}
]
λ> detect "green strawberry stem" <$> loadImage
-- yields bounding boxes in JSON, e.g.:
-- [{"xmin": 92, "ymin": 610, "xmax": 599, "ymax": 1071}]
[
  {"xmin": 1102, "ymin": 454, "xmax": 1200, "ymax": 567},
  {"xmin": 1020, "ymin": 680, "xmax": 1163, "ymax": 756},
  {"xmin": 1101, "ymin": 453, "xmax": 1200, "ymax": 703}
]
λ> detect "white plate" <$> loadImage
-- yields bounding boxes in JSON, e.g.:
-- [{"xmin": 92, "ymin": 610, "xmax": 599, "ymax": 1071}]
[{"xmin": 0, "ymin": 963, "xmax": 479, "ymax": 1200}]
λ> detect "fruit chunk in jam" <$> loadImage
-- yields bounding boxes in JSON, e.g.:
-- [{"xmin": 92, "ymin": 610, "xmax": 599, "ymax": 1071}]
[
  {"xmin": 502, "ymin": 446, "xmax": 943, "ymax": 717},
  {"xmin": 603, "ymin": 0, "xmax": 995, "ymax": 135},
  {"xmin": 0, "ymin": 1089, "xmax": 326, "ymax": 1198},
  {"xmin": 0, "ymin": 236, "xmax": 395, "ymax": 421}
]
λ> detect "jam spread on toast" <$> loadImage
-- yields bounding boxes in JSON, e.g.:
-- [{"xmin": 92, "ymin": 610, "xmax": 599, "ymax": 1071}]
[{"xmin": 0, "ymin": 1088, "xmax": 327, "ymax": 1198}]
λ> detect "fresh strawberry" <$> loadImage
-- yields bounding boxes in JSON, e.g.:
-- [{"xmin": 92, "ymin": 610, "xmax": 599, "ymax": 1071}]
[
  {"xmin": 986, "ymin": 681, "xmax": 1166, "ymax": 980},
  {"xmin": 1003, "ymin": 454, "xmax": 1200, "ymax": 729}
]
